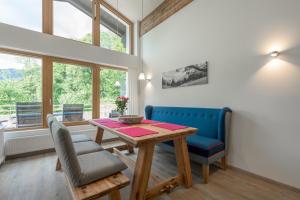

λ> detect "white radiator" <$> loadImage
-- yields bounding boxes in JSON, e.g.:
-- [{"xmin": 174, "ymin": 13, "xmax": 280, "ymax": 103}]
[
  {"xmin": 0, "ymin": 128, "xmax": 4, "ymax": 165},
  {"xmin": 4, "ymin": 125, "xmax": 117, "ymax": 156}
]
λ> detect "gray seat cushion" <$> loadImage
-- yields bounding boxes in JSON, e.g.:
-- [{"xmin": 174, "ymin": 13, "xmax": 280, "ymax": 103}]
[
  {"xmin": 77, "ymin": 151, "xmax": 128, "ymax": 186},
  {"xmin": 51, "ymin": 118, "xmax": 82, "ymax": 186},
  {"xmin": 50, "ymin": 118, "xmax": 127, "ymax": 187},
  {"xmin": 71, "ymin": 134, "xmax": 92, "ymax": 143},
  {"xmin": 74, "ymin": 141, "xmax": 103, "ymax": 155}
]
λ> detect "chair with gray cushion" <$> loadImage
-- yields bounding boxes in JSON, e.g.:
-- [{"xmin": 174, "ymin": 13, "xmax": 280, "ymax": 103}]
[
  {"xmin": 50, "ymin": 118, "xmax": 129, "ymax": 199},
  {"xmin": 47, "ymin": 114, "xmax": 103, "ymax": 170},
  {"xmin": 47, "ymin": 114, "xmax": 93, "ymax": 143},
  {"xmin": 71, "ymin": 134, "xmax": 92, "ymax": 143}
]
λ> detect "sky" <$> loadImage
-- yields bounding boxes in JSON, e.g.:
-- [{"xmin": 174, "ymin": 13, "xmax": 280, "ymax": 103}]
[
  {"xmin": 0, "ymin": 53, "xmax": 41, "ymax": 70},
  {"xmin": 0, "ymin": 0, "xmax": 112, "ymax": 69},
  {"xmin": 0, "ymin": 0, "xmax": 92, "ymax": 38}
]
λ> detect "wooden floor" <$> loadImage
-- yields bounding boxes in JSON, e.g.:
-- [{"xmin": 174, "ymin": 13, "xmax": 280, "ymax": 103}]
[{"xmin": 1, "ymin": 146, "xmax": 300, "ymax": 200}]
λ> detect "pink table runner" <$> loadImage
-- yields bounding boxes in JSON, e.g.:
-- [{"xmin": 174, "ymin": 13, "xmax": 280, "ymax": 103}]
[
  {"xmin": 93, "ymin": 119, "xmax": 129, "ymax": 128},
  {"xmin": 141, "ymin": 119, "xmax": 159, "ymax": 124},
  {"xmin": 117, "ymin": 127, "xmax": 158, "ymax": 137},
  {"xmin": 152, "ymin": 123, "xmax": 187, "ymax": 131}
]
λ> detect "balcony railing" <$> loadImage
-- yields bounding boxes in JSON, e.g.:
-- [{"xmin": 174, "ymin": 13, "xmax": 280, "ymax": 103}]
[{"xmin": 0, "ymin": 102, "xmax": 116, "ymax": 129}]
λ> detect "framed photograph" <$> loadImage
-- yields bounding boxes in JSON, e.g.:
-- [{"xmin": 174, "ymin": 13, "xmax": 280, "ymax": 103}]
[{"xmin": 162, "ymin": 62, "xmax": 208, "ymax": 89}]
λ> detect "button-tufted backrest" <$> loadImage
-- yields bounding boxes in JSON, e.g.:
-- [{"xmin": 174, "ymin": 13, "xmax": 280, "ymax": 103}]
[{"xmin": 145, "ymin": 105, "xmax": 232, "ymax": 142}]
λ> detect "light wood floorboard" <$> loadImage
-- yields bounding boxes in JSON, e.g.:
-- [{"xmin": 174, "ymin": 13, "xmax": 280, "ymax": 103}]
[{"xmin": 0, "ymin": 146, "xmax": 299, "ymax": 200}]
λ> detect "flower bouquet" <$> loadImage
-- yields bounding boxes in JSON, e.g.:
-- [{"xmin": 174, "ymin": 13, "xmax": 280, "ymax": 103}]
[{"xmin": 115, "ymin": 96, "xmax": 129, "ymax": 116}]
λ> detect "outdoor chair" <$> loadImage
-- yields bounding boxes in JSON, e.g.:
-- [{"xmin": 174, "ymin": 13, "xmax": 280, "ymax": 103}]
[
  {"xmin": 63, "ymin": 104, "xmax": 84, "ymax": 122},
  {"xmin": 16, "ymin": 102, "xmax": 42, "ymax": 128}
]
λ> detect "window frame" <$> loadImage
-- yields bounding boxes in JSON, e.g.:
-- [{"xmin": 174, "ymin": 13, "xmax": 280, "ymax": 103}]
[
  {"xmin": 0, "ymin": 48, "xmax": 128, "ymax": 131},
  {"xmin": 0, "ymin": 0, "xmax": 132, "ymax": 131},
  {"xmin": 43, "ymin": 0, "xmax": 134, "ymax": 54},
  {"xmin": 0, "ymin": 48, "xmax": 44, "ymax": 131},
  {"xmin": 99, "ymin": 1, "xmax": 134, "ymax": 54}
]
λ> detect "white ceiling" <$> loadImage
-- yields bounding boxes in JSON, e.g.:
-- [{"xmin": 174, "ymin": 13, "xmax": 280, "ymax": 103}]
[{"xmin": 105, "ymin": 0, "xmax": 164, "ymax": 22}]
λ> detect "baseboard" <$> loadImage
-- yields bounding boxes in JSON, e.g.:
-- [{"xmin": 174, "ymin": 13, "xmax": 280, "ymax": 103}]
[{"xmin": 228, "ymin": 165, "xmax": 300, "ymax": 193}]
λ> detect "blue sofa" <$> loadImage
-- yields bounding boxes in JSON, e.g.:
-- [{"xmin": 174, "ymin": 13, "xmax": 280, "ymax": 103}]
[{"xmin": 145, "ymin": 105, "xmax": 232, "ymax": 183}]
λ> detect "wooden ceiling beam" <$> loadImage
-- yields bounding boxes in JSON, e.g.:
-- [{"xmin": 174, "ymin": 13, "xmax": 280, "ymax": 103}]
[{"xmin": 140, "ymin": 0, "xmax": 193, "ymax": 36}]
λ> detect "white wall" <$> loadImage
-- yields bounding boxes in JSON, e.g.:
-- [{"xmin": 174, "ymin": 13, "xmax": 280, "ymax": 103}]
[
  {"xmin": 140, "ymin": 0, "xmax": 300, "ymax": 189},
  {"xmin": 0, "ymin": 23, "xmax": 138, "ymax": 69}
]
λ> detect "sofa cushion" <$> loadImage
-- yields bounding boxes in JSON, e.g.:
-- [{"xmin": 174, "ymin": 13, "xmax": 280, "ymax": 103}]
[
  {"xmin": 164, "ymin": 135, "xmax": 224, "ymax": 157},
  {"xmin": 73, "ymin": 141, "xmax": 103, "ymax": 155},
  {"xmin": 147, "ymin": 106, "xmax": 222, "ymax": 139},
  {"xmin": 77, "ymin": 151, "xmax": 127, "ymax": 186},
  {"xmin": 71, "ymin": 134, "xmax": 92, "ymax": 143},
  {"xmin": 187, "ymin": 135, "xmax": 224, "ymax": 157}
]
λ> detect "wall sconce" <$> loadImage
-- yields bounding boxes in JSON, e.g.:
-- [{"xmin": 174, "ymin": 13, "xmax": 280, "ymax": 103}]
[
  {"xmin": 138, "ymin": 72, "xmax": 151, "ymax": 81},
  {"xmin": 138, "ymin": 72, "xmax": 145, "ymax": 80},
  {"xmin": 270, "ymin": 51, "xmax": 280, "ymax": 58},
  {"xmin": 146, "ymin": 75, "xmax": 152, "ymax": 82}
]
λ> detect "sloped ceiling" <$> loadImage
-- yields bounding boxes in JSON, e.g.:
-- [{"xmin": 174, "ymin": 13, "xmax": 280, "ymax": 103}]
[
  {"xmin": 55, "ymin": 0, "xmax": 164, "ymax": 23},
  {"xmin": 105, "ymin": 0, "xmax": 164, "ymax": 22}
]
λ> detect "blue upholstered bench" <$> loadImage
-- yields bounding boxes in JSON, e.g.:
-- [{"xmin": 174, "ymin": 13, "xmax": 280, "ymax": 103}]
[{"xmin": 145, "ymin": 105, "xmax": 232, "ymax": 183}]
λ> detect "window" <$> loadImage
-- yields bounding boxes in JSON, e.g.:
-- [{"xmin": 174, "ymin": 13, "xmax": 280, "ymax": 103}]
[
  {"xmin": 100, "ymin": 5, "xmax": 130, "ymax": 54},
  {"xmin": 53, "ymin": 62, "xmax": 92, "ymax": 122},
  {"xmin": 100, "ymin": 68, "xmax": 127, "ymax": 118},
  {"xmin": 0, "ymin": 0, "xmax": 42, "ymax": 32},
  {"xmin": 0, "ymin": 53, "xmax": 42, "ymax": 129},
  {"xmin": 53, "ymin": 0, "xmax": 92, "ymax": 44}
]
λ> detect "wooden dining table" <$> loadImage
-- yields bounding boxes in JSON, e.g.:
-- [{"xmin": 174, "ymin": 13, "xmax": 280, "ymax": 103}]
[{"xmin": 89, "ymin": 119, "xmax": 197, "ymax": 200}]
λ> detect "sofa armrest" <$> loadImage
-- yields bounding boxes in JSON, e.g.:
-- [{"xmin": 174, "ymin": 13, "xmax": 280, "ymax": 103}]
[
  {"xmin": 224, "ymin": 111, "xmax": 232, "ymax": 155},
  {"xmin": 217, "ymin": 108, "xmax": 232, "ymax": 155},
  {"xmin": 145, "ymin": 105, "xmax": 153, "ymax": 119}
]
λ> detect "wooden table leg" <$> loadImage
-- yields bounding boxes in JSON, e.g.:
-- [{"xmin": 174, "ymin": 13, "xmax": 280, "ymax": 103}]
[
  {"xmin": 95, "ymin": 127, "xmax": 104, "ymax": 144},
  {"xmin": 109, "ymin": 190, "xmax": 121, "ymax": 200},
  {"xmin": 129, "ymin": 142, "xmax": 155, "ymax": 200},
  {"xmin": 174, "ymin": 137, "xmax": 193, "ymax": 188},
  {"xmin": 127, "ymin": 144, "xmax": 135, "ymax": 154},
  {"xmin": 56, "ymin": 158, "xmax": 61, "ymax": 171}
]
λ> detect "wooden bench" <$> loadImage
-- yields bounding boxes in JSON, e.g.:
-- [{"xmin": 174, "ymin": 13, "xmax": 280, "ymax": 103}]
[{"xmin": 66, "ymin": 172, "xmax": 130, "ymax": 200}]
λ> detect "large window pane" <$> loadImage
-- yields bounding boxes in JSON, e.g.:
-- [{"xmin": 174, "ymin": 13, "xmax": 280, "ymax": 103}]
[
  {"xmin": 100, "ymin": 68, "xmax": 127, "ymax": 118},
  {"xmin": 0, "ymin": 0, "xmax": 42, "ymax": 32},
  {"xmin": 100, "ymin": 5, "xmax": 130, "ymax": 54},
  {"xmin": 53, "ymin": 62, "xmax": 92, "ymax": 122},
  {"xmin": 54, "ymin": 0, "xmax": 92, "ymax": 44},
  {"xmin": 0, "ymin": 53, "xmax": 42, "ymax": 129}
]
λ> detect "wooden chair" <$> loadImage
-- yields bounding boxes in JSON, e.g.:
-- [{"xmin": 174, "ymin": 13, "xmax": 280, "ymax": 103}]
[
  {"xmin": 67, "ymin": 172, "xmax": 129, "ymax": 200},
  {"xmin": 49, "ymin": 116, "xmax": 129, "ymax": 200}
]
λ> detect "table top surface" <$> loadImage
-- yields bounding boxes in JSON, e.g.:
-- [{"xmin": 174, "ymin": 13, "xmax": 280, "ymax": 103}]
[{"xmin": 89, "ymin": 119, "xmax": 197, "ymax": 146}]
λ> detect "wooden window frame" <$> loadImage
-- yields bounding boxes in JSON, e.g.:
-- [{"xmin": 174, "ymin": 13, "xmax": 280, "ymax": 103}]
[
  {"xmin": 0, "ymin": 48, "xmax": 45, "ymax": 132},
  {"xmin": 1, "ymin": 0, "xmax": 132, "ymax": 131},
  {"xmin": 99, "ymin": 0, "xmax": 134, "ymax": 55},
  {"xmin": 0, "ymin": 48, "xmax": 128, "ymax": 131}
]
